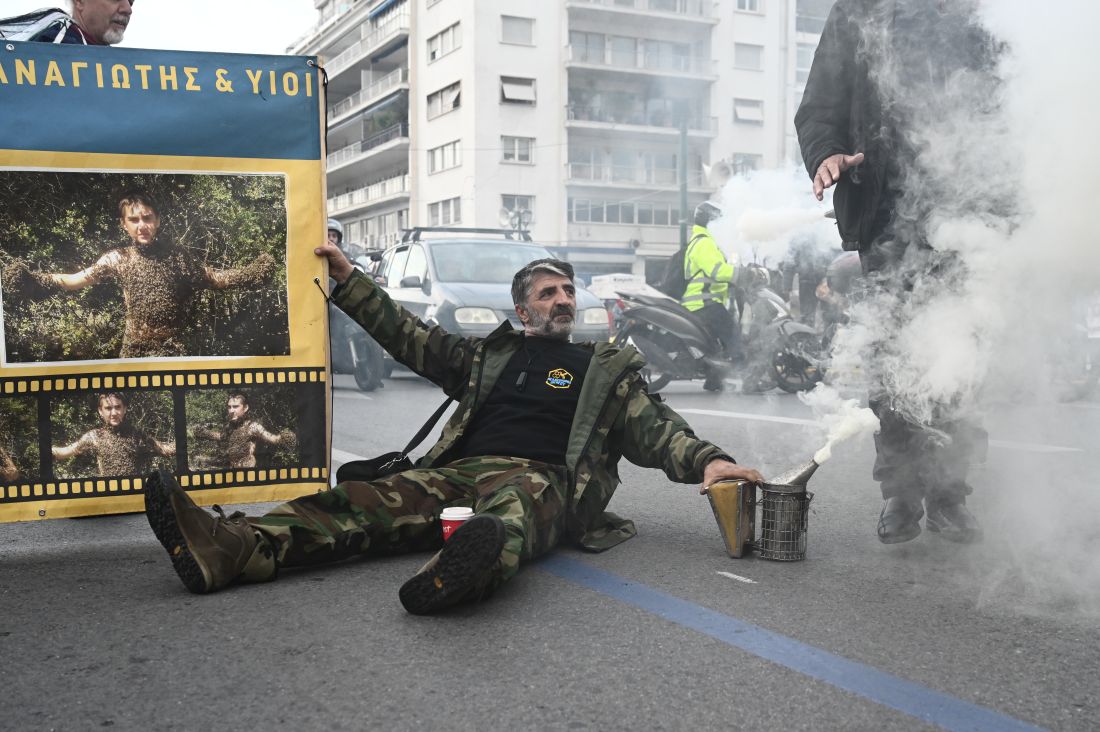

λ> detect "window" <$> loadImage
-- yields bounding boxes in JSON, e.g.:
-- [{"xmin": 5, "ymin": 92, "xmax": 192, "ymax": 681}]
[
  {"xmin": 733, "ymin": 98, "xmax": 764, "ymax": 124},
  {"xmin": 501, "ymin": 15, "xmax": 534, "ymax": 45},
  {"xmin": 427, "ymin": 81, "xmax": 461, "ymax": 119},
  {"xmin": 609, "ymin": 36, "xmax": 636, "ymax": 68},
  {"xmin": 428, "ymin": 196, "xmax": 462, "ymax": 225},
  {"xmin": 568, "ymin": 199, "xmax": 680, "ymax": 226},
  {"xmin": 569, "ymin": 30, "xmax": 605, "ymax": 64},
  {"xmin": 636, "ymin": 203, "xmax": 653, "ymax": 225},
  {"xmin": 797, "ymin": 42, "xmax": 815, "ymax": 84},
  {"xmin": 731, "ymin": 153, "xmax": 763, "ymax": 175},
  {"xmin": 502, "ymin": 194, "xmax": 535, "ymax": 224},
  {"xmin": 734, "ymin": 43, "xmax": 764, "ymax": 71},
  {"xmin": 403, "ymin": 244, "xmax": 428, "ymax": 282},
  {"xmin": 428, "ymin": 140, "xmax": 461, "ymax": 173},
  {"xmin": 500, "ymin": 76, "xmax": 536, "ymax": 105},
  {"xmin": 501, "ymin": 135, "xmax": 533, "ymax": 164},
  {"xmin": 427, "ymin": 22, "xmax": 461, "ymax": 63},
  {"xmin": 737, "ymin": 0, "xmax": 762, "ymax": 12}
]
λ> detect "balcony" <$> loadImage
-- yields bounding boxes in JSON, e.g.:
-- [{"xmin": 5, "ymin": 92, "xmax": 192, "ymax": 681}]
[
  {"xmin": 567, "ymin": 0, "xmax": 715, "ymax": 22},
  {"xmin": 566, "ymin": 105, "xmax": 717, "ymax": 136},
  {"xmin": 327, "ymin": 11, "xmax": 410, "ymax": 78},
  {"xmin": 329, "ymin": 67, "xmax": 409, "ymax": 123},
  {"xmin": 327, "ymin": 122, "xmax": 409, "ymax": 170},
  {"xmin": 565, "ymin": 44, "xmax": 716, "ymax": 80},
  {"xmin": 566, "ymin": 163, "xmax": 705, "ymax": 188},
  {"xmin": 328, "ymin": 173, "xmax": 410, "ymax": 216}
]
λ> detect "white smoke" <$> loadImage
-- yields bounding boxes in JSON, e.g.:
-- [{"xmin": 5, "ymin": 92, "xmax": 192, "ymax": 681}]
[
  {"xmin": 708, "ymin": 167, "xmax": 840, "ymax": 268},
  {"xmin": 816, "ymin": 0, "xmax": 1100, "ymax": 616},
  {"xmin": 799, "ymin": 386, "xmax": 879, "ymax": 465}
]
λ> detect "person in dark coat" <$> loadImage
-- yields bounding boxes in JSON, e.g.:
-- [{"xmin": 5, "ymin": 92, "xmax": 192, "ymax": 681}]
[{"xmin": 795, "ymin": 0, "xmax": 1001, "ymax": 545}]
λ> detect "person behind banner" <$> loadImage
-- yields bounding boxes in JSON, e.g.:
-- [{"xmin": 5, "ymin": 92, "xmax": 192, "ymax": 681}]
[
  {"xmin": 5, "ymin": 190, "xmax": 277, "ymax": 359},
  {"xmin": 4, "ymin": 1, "xmax": 134, "ymax": 45},
  {"xmin": 53, "ymin": 392, "xmax": 174, "ymax": 478},
  {"xmin": 144, "ymin": 246, "xmax": 764, "ymax": 616},
  {"xmin": 190, "ymin": 392, "xmax": 297, "ymax": 470}
]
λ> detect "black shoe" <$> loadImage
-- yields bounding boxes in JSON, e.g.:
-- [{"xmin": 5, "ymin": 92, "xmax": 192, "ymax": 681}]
[
  {"xmin": 877, "ymin": 497, "xmax": 923, "ymax": 544},
  {"xmin": 703, "ymin": 378, "xmax": 725, "ymax": 392},
  {"xmin": 399, "ymin": 514, "xmax": 505, "ymax": 615},
  {"xmin": 925, "ymin": 499, "xmax": 982, "ymax": 544}
]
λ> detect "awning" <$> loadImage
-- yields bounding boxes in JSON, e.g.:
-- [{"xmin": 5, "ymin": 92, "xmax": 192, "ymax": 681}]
[
  {"xmin": 368, "ymin": 0, "xmax": 401, "ymax": 21},
  {"xmin": 501, "ymin": 78, "xmax": 536, "ymax": 103},
  {"xmin": 734, "ymin": 99, "xmax": 764, "ymax": 123}
]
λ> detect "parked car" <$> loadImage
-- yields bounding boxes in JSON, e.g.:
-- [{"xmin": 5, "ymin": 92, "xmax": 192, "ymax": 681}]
[{"xmin": 371, "ymin": 227, "xmax": 610, "ymax": 372}]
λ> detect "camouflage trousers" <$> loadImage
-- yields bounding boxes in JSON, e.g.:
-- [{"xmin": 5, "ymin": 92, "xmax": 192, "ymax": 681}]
[{"xmin": 239, "ymin": 456, "xmax": 569, "ymax": 592}]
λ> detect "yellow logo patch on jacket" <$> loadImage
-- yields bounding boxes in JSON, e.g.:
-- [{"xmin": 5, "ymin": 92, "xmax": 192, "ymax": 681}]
[{"xmin": 546, "ymin": 368, "xmax": 573, "ymax": 389}]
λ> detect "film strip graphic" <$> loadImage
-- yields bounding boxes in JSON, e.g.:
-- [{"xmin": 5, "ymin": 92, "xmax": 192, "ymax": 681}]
[{"xmin": 0, "ymin": 366, "xmax": 328, "ymax": 504}]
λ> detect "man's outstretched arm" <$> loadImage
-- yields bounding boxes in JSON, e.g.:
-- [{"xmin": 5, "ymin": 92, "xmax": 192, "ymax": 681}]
[
  {"xmin": 247, "ymin": 422, "xmax": 296, "ymax": 450},
  {"xmin": 205, "ymin": 252, "xmax": 278, "ymax": 290},
  {"xmin": 52, "ymin": 432, "xmax": 95, "ymax": 461}
]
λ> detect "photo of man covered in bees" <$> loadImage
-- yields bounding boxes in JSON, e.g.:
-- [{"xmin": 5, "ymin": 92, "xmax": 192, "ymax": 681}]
[
  {"xmin": 0, "ymin": 171, "xmax": 289, "ymax": 363},
  {"xmin": 186, "ymin": 387, "xmax": 299, "ymax": 471},
  {"xmin": 50, "ymin": 390, "xmax": 176, "ymax": 480}
]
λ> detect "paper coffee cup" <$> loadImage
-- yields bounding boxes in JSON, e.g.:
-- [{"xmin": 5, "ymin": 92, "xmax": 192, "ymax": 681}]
[{"xmin": 440, "ymin": 506, "xmax": 474, "ymax": 541}]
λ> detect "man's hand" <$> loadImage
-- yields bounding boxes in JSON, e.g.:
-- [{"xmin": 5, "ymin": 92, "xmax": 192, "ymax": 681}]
[
  {"xmin": 813, "ymin": 152, "xmax": 865, "ymax": 201},
  {"xmin": 700, "ymin": 459, "xmax": 764, "ymax": 495},
  {"xmin": 315, "ymin": 242, "xmax": 354, "ymax": 284}
]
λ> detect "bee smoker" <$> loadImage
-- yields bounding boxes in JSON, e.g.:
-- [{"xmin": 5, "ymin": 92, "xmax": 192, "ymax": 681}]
[{"xmin": 703, "ymin": 460, "xmax": 818, "ymax": 561}]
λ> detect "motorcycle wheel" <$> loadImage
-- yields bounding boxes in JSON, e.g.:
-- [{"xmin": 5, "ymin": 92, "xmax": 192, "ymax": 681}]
[
  {"xmin": 618, "ymin": 324, "xmax": 674, "ymax": 393},
  {"xmin": 773, "ymin": 331, "xmax": 824, "ymax": 394},
  {"xmin": 350, "ymin": 336, "xmax": 384, "ymax": 392}
]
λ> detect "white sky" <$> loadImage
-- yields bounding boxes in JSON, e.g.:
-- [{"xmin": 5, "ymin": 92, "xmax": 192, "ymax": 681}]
[{"xmin": 1, "ymin": 1, "xmax": 318, "ymax": 55}]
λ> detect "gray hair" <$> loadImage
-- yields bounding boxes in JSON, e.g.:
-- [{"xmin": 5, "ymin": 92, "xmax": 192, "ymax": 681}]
[{"xmin": 510, "ymin": 258, "xmax": 575, "ymax": 306}]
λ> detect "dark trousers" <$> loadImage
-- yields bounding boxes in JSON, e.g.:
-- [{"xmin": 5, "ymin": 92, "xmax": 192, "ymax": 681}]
[
  {"xmin": 861, "ymin": 241, "xmax": 988, "ymax": 504},
  {"xmin": 695, "ymin": 301, "xmax": 741, "ymax": 361}
]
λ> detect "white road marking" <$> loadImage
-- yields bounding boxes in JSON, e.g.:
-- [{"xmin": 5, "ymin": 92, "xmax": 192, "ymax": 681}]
[
  {"xmin": 677, "ymin": 408, "xmax": 1085, "ymax": 454},
  {"xmin": 333, "ymin": 390, "xmax": 373, "ymax": 401},
  {"xmin": 331, "ymin": 447, "xmax": 368, "ymax": 466},
  {"xmin": 716, "ymin": 571, "xmax": 757, "ymax": 584}
]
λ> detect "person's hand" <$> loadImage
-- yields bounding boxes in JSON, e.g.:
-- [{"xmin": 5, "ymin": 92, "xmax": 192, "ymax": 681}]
[
  {"xmin": 813, "ymin": 152, "xmax": 865, "ymax": 201},
  {"xmin": 700, "ymin": 459, "xmax": 764, "ymax": 495},
  {"xmin": 315, "ymin": 241, "xmax": 354, "ymax": 284}
]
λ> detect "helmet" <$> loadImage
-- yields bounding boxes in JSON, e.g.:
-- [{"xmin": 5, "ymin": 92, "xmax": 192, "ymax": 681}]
[
  {"xmin": 694, "ymin": 201, "xmax": 723, "ymax": 227},
  {"xmin": 327, "ymin": 218, "xmax": 344, "ymax": 243}
]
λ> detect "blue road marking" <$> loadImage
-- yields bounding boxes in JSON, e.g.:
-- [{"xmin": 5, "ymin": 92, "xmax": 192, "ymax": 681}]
[{"xmin": 540, "ymin": 556, "xmax": 1045, "ymax": 732}]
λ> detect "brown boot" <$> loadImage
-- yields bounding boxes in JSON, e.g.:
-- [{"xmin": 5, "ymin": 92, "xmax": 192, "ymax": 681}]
[
  {"xmin": 144, "ymin": 470, "xmax": 264, "ymax": 593},
  {"xmin": 399, "ymin": 514, "xmax": 504, "ymax": 615}
]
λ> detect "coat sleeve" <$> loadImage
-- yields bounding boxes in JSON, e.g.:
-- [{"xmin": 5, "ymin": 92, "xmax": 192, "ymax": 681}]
[
  {"xmin": 332, "ymin": 271, "xmax": 477, "ymax": 397},
  {"xmin": 794, "ymin": 0, "xmax": 858, "ymax": 177},
  {"xmin": 617, "ymin": 377, "xmax": 732, "ymax": 483}
]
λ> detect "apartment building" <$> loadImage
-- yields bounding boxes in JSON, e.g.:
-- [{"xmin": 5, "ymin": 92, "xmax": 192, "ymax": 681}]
[{"xmin": 291, "ymin": 0, "xmax": 830, "ymax": 282}]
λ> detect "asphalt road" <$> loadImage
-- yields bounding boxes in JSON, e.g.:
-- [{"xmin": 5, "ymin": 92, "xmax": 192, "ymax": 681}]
[{"xmin": 2, "ymin": 372, "xmax": 1098, "ymax": 731}]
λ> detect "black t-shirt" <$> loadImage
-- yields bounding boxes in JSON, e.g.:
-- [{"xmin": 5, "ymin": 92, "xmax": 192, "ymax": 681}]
[{"xmin": 458, "ymin": 336, "xmax": 591, "ymax": 465}]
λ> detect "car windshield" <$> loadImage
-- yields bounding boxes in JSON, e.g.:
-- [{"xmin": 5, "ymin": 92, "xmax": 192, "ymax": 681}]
[{"xmin": 429, "ymin": 242, "xmax": 553, "ymax": 283}]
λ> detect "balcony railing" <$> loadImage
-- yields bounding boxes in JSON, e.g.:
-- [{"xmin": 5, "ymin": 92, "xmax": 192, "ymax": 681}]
[
  {"xmin": 327, "ymin": 122, "xmax": 409, "ymax": 168},
  {"xmin": 327, "ymin": 11, "xmax": 410, "ymax": 77},
  {"xmin": 329, "ymin": 67, "xmax": 409, "ymax": 120},
  {"xmin": 328, "ymin": 173, "xmax": 410, "ymax": 214},
  {"xmin": 566, "ymin": 44, "xmax": 715, "ymax": 76},
  {"xmin": 566, "ymin": 105, "xmax": 717, "ymax": 133},
  {"xmin": 569, "ymin": 0, "xmax": 713, "ymax": 20},
  {"xmin": 566, "ymin": 163, "xmax": 704, "ymax": 186}
]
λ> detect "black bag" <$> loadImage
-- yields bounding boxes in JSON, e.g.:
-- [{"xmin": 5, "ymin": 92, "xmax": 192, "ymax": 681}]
[
  {"xmin": 655, "ymin": 233, "xmax": 705, "ymax": 298},
  {"xmin": 335, "ymin": 397, "xmax": 453, "ymax": 483}
]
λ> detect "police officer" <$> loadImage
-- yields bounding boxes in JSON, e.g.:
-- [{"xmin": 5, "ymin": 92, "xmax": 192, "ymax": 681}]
[{"xmin": 680, "ymin": 201, "xmax": 743, "ymax": 392}]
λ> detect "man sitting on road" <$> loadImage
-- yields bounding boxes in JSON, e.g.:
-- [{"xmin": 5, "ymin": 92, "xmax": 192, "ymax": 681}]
[{"xmin": 144, "ymin": 245, "xmax": 763, "ymax": 615}]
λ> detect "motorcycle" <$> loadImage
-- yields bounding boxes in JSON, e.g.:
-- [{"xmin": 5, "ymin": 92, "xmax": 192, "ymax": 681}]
[
  {"xmin": 615, "ymin": 265, "xmax": 825, "ymax": 394},
  {"xmin": 328, "ymin": 284, "xmax": 385, "ymax": 393}
]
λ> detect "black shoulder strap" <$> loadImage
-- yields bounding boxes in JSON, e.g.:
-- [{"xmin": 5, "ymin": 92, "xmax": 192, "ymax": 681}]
[{"xmin": 399, "ymin": 397, "xmax": 454, "ymax": 457}]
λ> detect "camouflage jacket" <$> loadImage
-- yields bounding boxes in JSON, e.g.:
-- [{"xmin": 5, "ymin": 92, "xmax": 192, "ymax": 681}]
[{"xmin": 333, "ymin": 271, "xmax": 733, "ymax": 551}]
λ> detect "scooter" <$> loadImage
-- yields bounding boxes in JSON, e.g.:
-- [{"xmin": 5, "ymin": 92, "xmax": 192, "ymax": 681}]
[{"xmin": 615, "ymin": 265, "xmax": 824, "ymax": 393}]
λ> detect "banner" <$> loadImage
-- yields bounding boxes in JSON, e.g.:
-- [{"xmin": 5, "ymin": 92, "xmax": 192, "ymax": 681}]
[{"xmin": 0, "ymin": 42, "xmax": 330, "ymax": 521}]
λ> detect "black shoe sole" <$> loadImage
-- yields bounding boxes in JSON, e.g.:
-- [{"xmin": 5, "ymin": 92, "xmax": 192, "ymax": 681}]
[
  {"xmin": 399, "ymin": 514, "xmax": 505, "ymax": 615},
  {"xmin": 144, "ymin": 470, "xmax": 211, "ymax": 594}
]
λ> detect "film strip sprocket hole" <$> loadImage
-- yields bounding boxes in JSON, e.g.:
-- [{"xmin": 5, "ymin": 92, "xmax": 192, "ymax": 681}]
[{"xmin": 0, "ymin": 367, "xmax": 327, "ymax": 503}]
